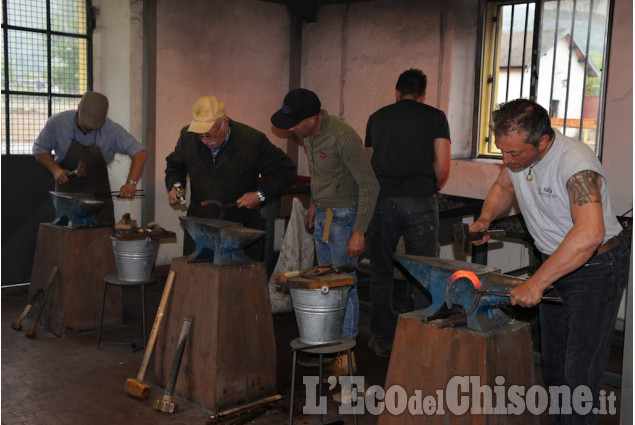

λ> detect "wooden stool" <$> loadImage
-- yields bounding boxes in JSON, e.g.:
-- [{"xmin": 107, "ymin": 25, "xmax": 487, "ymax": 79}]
[
  {"xmin": 96, "ymin": 273, "xmax": 156, "ymax": 351},
  {"xmin": 289, "ymin": 337, "xmax": 358, "ymax": 425}
]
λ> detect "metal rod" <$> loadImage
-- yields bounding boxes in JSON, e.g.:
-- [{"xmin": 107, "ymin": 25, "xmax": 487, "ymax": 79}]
[
  {"xmin": 110, "ymin": 189, "xmax": 144, "ymax": 194},
  {"xmin": 479, "ymin": 290, "xmax": 562, "ymax": 303}
]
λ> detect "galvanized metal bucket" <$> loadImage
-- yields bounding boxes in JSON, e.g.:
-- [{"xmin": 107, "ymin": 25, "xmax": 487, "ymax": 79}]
[
  {"xmin": 290, "ymin": 286, "xmax": 351, "ymax": 345},
  {"xmin": 111, "ymin": 236, "xmax": 159, "ymax": 282}
]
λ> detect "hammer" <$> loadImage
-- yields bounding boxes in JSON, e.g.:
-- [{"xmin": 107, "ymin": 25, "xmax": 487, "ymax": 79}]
[
  {"xmin": 277, "ymin": 262, "xmax": 357, "ymax": 283},
  {"xmin": 24, "ymin": 266, "xmax": 59, "ymax": 338},
  {"xmin": 11, "ymin": 289, "xmax": 43, "ymax": 331},
  {"xmin": 153, "ymin": 316, "xmax": 194, "ymax": 413},
  {"xmin": 124, "ymin": 270, "xmax": 176, "ymax": 399},
  {"xmin": 66, "ymin": 160, "xmax": 86, "ymax": 179},
  {"xmin": 453, "ymin": 222, "xmax": 506, "ymax": 253}
]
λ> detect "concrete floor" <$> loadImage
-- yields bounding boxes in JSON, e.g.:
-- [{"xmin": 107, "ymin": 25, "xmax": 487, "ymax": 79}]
[{"xmin": 1, "ymin": 273, "xmax": 624, "ymax": 425}]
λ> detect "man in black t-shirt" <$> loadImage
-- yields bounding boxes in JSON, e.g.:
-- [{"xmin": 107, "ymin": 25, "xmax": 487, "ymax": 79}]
[{"xmin": 364, "ymin": 69, "xmax": 451, "ymax": 357}]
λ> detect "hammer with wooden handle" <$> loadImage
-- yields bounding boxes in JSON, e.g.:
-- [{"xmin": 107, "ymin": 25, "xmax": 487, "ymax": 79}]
[
  {"xmin": 124, "ymin": 270, "xmax": 176, "ymax": 399},
  {"xmin": 24, "ymin": 266, "xmax": 59, "ymax": 338},
  {"xmin": 66, "ymin": 160, "xmax": 86, "ymax": 179},
  {"xmin": 11, "ymin": 289, "xmax": 43, "ymax": 331}
]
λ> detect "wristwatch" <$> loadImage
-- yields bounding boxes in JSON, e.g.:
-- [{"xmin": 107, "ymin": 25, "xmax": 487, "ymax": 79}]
[
  {"xmin": 256, "ymin": 190, "xmax": 266, "ymax": 203},
  {"xmin": 127, "ymin": 178, "xmax": 137, "ymax": 186}
]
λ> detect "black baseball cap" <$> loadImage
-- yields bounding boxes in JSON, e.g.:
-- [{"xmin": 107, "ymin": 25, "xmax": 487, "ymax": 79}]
[{"xmin": 271, "ymin": 88, "xmax": 321, "ymax": 129}]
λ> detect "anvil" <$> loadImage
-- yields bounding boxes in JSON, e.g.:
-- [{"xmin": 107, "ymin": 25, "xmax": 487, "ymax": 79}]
[
  {"xmin": 179, "ymin": 216, "xmax": 265, "ymax": 266},
  {"xmin": 49, "ymin": 191, "xmax": 105, "ymax": 229},
  {"xmin": 394, "ymin": 255, "xmax": 527, "ymax": 333}
]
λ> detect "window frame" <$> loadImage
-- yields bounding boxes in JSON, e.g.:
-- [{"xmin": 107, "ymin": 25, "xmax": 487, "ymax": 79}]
[
  {"xmin": 473, "ymin": 0, "xmax": 613, "ymax": 160},
  {"xmin": 1, "ymin": 0, "xmax": 95, "ymax": 156}
]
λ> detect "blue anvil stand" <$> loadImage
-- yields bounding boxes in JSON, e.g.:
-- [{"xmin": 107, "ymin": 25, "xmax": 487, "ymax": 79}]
[{"xmin": 154, "ymin": 217, "xmax": 278, "ymax": 414}]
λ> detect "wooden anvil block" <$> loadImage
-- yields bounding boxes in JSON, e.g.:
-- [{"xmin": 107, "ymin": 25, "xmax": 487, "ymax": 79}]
[
  {"xmin": 28, "ymin": 223, "xmax": 121, "ymax": 335},
  {"xmin": 378, "ymin": 311, "xmax": 539, "ymax": 425},
  {"xmin": 154, "ymin": 257, "xmax": 277, "ymax": 412}
]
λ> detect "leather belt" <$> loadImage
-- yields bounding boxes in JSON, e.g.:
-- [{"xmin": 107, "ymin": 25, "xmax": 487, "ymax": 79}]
[{"xmin": 593, "ymin": 235, "xmax": 622, "ymax": 257}]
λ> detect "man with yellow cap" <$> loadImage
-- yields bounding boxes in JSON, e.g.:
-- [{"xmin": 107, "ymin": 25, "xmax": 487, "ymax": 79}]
[
  {"xmin": 165, "ymin": 96, "xmax": 296, "ymax": 258},
  {"xmin": 33, "ymin": 91, "xmax": 147, "ymax": 225}
]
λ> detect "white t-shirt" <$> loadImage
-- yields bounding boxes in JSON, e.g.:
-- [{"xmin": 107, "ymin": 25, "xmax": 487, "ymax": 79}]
[{"xmin": 508, "ymin": 130, "xmax": 623, "ymax": 255}]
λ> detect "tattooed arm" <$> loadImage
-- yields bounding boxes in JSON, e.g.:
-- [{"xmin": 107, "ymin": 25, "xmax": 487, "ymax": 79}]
[{"xmin": 510, "ymin": 170, "xmax": 606, "ymax": 307}]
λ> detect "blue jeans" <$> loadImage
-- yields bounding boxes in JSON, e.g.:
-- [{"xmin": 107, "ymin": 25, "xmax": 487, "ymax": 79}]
[
  {"xmin": 539, "ymin": 237, "xmax": 629, "ymax": 425},
  {"xmin": 368, "ymin": 196, "xmax": 439, "ymax": 347},
  {"xmin": 314, "ymin": 206, "xmax": 359, "ymax": 340}
]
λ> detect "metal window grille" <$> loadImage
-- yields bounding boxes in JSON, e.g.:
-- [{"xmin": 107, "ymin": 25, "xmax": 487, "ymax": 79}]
[
  {"xmin": 478, "ymin": 0, "xmax": 611, "ymax": 158},
  {"xmin": 1, "ymin": 0, "xmax": 93, "ymax": 155}
]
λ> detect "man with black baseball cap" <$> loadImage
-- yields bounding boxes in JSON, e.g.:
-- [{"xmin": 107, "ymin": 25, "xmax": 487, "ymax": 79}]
[
  {"xmin": 270, "ymin": 88, "xmax": 322, "ymax": 130},
  {"xmin": 272, "ymin": 88, "xmax": 379, "ymax": 377},
  {"xmin": 33, "ymin": 91, "xmax": 146, "ymax": 225}
]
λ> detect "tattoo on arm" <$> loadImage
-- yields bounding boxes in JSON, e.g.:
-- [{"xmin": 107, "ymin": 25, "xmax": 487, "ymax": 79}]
[{"xmin": 567, "ymin": 170, "xmax": 602, "ymax": 206}]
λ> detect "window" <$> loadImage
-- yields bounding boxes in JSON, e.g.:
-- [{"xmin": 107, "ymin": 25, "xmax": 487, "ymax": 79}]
[
  {"xmin": 475, "ymin": 0, "xmax": 612, "ymax": 157},
  {"xmin": 1, "ymin": 0, "xmax": 93, "ymax": 155}
]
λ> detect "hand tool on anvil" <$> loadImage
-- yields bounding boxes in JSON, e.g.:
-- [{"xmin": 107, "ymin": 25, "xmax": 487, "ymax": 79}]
[
  {"xmin": 66, "ymin": 160, "xmax": 86, "ymax": 179},
  {"xmin": 201, "ymin": 199, "xmax": 237, "ymax": 208},
  {"xmin": 153, "ymin": 316, "xmax": 194, "ymax": 413},
  {"xmin": 453, "ymin": 222, "xmax": 506, "ymax": 253},
  {"xmin": 11, "ymin": 289, "xmax": 43, "ymax": 331},
  {"xmin": 125, "ymin": 270, "xmax": 176, "ymax": 399},
  {"xmin": 200, "ymin": 199, "xmax": 236, "ymax": 221},
  {"xmin": 110, "ymin": 189, "xmax": 144, "ymax": 194},
  {"xmin": 112, "ymin": 193, "xmax": 146, "ymax": 198},
  {"xmin": 477, "ymin": 290, "xmax": 562, "ymax": 303},
  {"xmin": 277, "ymin": 262, "xmax": 357, "ymax": 283},
  {"xmin": 91, "ymin": 190, "xmax": 144, "ymax": 198},
  {"xmin": 24, "ymin": 266, "xmax": 59, "ymax": 338}
]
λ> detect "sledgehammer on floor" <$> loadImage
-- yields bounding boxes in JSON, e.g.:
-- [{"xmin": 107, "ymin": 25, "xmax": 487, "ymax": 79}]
[
  {"xmin": 153, "ymin": 316, "xmax": 194, "ymax": 413},
  {"xmin": 11, "ymin": 288, "xmax": 43, "ymax": 331},
  {"xmin": 124, "ymin": 270, "xmax": 176, "ymax": 399},
  {"xmin": 24, "ymin": 266, "xmax": 59, "ymax": 338}
]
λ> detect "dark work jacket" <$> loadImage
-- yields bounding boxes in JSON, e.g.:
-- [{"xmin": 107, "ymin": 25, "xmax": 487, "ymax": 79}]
[{"xmin": 165, "ymin": 120, "xmax": 296, "ymax": 230}]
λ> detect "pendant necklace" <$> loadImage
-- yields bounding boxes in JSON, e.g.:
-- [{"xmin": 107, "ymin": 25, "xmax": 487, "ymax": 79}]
[
  {"xmin": 526, "ymin": 162, "xmax": 538, "ymax": 181},
  {"xmin": 526, "ymin": 134, "xmax": 555, "ymax": 182}
]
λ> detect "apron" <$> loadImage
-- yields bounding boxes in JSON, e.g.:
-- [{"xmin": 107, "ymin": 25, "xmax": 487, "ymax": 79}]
[{"xmin": 56, "ymin": 138, "xmax": 115, "ymax": 226}]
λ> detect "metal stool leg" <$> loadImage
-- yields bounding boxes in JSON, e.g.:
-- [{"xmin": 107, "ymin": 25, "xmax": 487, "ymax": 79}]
[
  {"xmin": 289, "ymin": 350, "xmax": 297, "ymax": 425},
  {"xmin": 348, "ymin": 348, "xmax": 357, "ymax": 425},
  {"xmin": 319, "ymin": 353, "xmax": 324, "ymax": 422},
  {"xmin": 140, "ymin": 283, "xmax": 146, "ymax": 349},
  {"xmin": 96, "ymin": 281, "xmax": 108, "ymax": 349}
]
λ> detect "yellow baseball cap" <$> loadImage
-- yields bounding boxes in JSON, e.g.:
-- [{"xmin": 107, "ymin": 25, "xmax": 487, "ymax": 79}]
[{"xmin": 188, "ymin": 96, "xmax": 226, "ymax": 133}]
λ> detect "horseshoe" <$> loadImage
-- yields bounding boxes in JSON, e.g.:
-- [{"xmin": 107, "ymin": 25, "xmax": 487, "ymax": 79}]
[{"xmin": 445, "ymin": 269, "xmax": 481, "ymax": 314}]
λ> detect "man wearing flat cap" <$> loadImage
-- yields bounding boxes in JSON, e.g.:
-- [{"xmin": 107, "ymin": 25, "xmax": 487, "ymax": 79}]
[
  {"xmin": 33, "ymin": 91, "xmax": 147, "ymax": 225},
  {"xmin": 165, "ymin": 96, "xmax": 296, "ymax": 259},
  {"xmin": 271, "ymin": 88, "xmax": 379, "ymax": 377}
]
